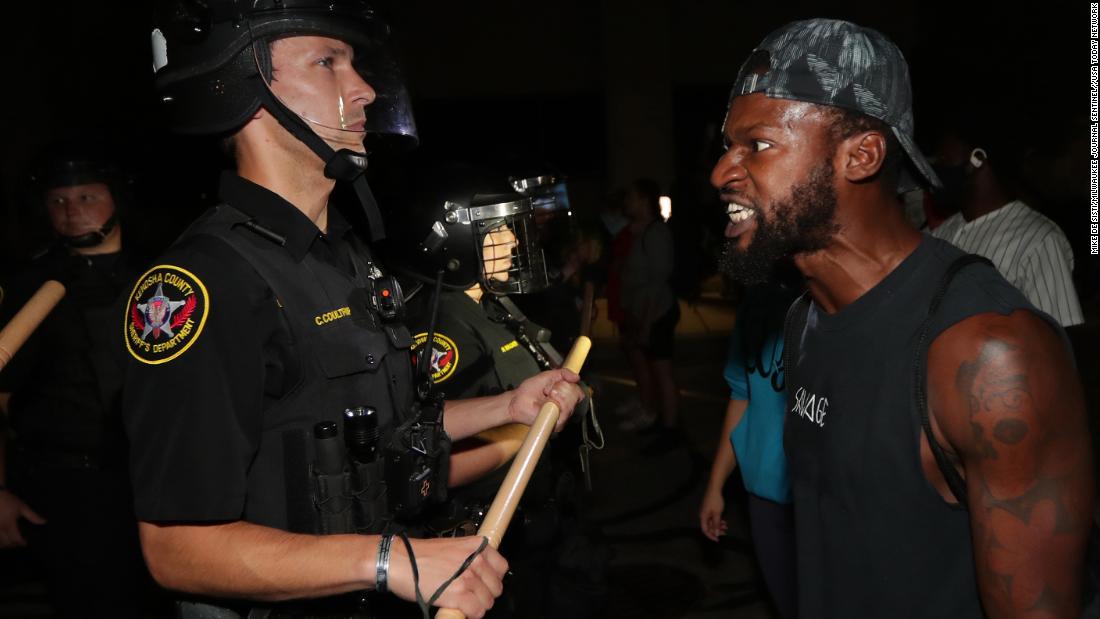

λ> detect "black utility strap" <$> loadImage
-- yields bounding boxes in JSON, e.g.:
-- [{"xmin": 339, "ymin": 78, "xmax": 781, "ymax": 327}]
[
  {"xmin": 782, "ymin": 291, "xmax": 811, "ymax": 392},
  {"xmin": 912, "ymin": 254, "xmax": 993, "ymax": 508}
]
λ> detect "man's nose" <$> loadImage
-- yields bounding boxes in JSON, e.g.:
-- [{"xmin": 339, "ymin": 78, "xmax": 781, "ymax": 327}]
[
  {"xmin": 710, "ymin": 149, "xmax": 747, "ymax": 190},
  {"xmin": 348, "ymin": 71, "xmax": 377, "ymax": 107}
]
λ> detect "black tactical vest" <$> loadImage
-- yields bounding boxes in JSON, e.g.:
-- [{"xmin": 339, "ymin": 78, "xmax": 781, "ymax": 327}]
[{"xmin": 182, "ymin": 205, "xmax": 414, "ymax": 534}]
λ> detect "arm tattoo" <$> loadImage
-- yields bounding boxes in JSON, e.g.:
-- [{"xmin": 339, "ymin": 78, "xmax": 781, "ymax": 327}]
[
  {"xmin": 954, "ymin": 335, "xmax": 1087, "ymax": 616},
  {"xmin": 956, "ymin": 339, "xmax": 1032, "ymax": 459}
]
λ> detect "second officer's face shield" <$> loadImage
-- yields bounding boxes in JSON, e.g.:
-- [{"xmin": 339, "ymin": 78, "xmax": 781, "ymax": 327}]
[
  {"xmin": 466, "ymin": 198, "xmax": 548, "ymax": 295},
  {"xmin": 247, "ymin": 3, "xmax": 418, "ymax": 152}
]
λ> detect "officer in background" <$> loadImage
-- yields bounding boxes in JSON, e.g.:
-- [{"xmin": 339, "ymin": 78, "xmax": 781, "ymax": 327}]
[
  {"xmin": 0, "ymin": 143, "xmax": 152, "ymax": 617},
  {"xmin": 124, "ymin": 3, "xmax": 584, "ymax": 618},
  {"xmin": 384, "ymin": 168, "xmax": 600, "ymax": 618}
]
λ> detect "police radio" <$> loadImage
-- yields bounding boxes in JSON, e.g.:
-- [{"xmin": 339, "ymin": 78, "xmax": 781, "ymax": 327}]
[{"xmin": 384, "ymin": 269, "xmax": 451, "ymax": 520}]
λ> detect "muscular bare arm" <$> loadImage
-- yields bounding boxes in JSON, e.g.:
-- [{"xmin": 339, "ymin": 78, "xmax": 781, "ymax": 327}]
[
  {"xmin": 139, "ymin": 520, "xmax": 507, "ymax": 618},
  {"xmin": 928, "ymin": 310, "xmax": 1093, "ymax": 618}
]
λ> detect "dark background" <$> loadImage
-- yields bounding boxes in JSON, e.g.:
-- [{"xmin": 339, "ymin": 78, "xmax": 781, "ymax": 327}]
[{"xmin": 0, "ymin": 0, "xmax": 1093, "ymax": 283}]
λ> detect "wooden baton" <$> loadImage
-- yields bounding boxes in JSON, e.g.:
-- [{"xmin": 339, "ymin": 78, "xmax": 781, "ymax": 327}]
[
  {"xmin": 0, "ymin": 280, "xmax": 66, "ymax": 372},
  {"xmin": 436, "ymin": 335, "xmax": 592, "ymax": 619}
]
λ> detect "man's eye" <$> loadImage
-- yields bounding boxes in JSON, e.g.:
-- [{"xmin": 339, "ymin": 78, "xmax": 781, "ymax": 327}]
[
  {"xmin": 752, "ymin": 140, "xmax": 772, "ymax": 152},
  {"xmin": 317, "ymin": 56, "xmax": 334, "ymax": 68},
  {"xmin": 81, "ymin": 194, "xmax": 100, "ymax": 203}
]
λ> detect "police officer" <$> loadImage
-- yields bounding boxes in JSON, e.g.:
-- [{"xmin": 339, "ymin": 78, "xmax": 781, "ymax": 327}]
[
  {"xmin": 0, "ymin": 143, "xmax": 150, "ymax": 617},
  {"xmin": 386, "ymin": 170, "xmax": 596, "ymax": 618},
  {"xmin": 123, "ymin": 3, "xmax": 584, "ymax": 618}
]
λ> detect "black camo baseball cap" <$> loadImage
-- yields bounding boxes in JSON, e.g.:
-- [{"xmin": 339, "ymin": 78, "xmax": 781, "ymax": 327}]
[{"xmin": 730, "ymin": 18, "xmax": 940, "ymax": 192}]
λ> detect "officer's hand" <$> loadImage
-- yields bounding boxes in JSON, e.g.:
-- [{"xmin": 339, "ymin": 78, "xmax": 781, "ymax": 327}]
[
  {"xmin": 0, "ymin": 489, "xmax": 45, "ymax": 548},
  {"xmin": 699, "ymin": 488, "xmax": 727, "ymax": 542},
  {"xmin": 386, "ymin": 535, "xmax": 508, "ymax": 619},
  {"xmin": 508, "ymin": 369, "xmax": 584, "ymax": 432}
]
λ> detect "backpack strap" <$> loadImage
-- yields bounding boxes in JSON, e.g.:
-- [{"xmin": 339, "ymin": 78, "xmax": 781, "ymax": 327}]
[
  {"xmin": 782, "ymin": 290, "xmax": 812, "ymax": 392},
  {"xmin": 912, "ymin": 254, "xmax": 993, "ymax": 508}
]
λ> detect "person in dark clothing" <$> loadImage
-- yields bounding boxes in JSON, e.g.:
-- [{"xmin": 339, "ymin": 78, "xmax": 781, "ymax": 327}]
[
  {"xmin": 0, "ymin": 145, "xmax": 153, "ymax": 617},
  {"xmin": 711, "ymin": 18, "xmax": 1091, "ymax": 618},
  {"xmin": 390, "ymin": 175, "xmax": 599, "ymax": 619},
  {"xmin": 123, "ymin": 5, "xmax": 584, "ymax": 618}
]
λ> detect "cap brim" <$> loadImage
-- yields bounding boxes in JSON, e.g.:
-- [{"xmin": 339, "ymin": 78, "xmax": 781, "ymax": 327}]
[{"xmin": 893, "ymin": 127, "xmax": 942, "ymax": 192}]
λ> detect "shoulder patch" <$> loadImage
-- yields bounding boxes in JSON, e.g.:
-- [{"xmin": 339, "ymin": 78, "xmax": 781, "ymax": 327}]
[
  {"xmin": 124, "ymin": 264, "xmax": 209, "ymax": 365},
  {"xmin": 410, "ymin": 332, "xmax": 460, "ymax": 383}
]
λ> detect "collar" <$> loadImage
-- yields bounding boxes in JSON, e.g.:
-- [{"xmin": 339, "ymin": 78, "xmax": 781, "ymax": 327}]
[
  {"xmin": 218, "ymin": 172, "xmax": 352, "ymax": 262},
  {"xmin": 958, "ymin": 199, "xmax": 1027, "ymax": 229}
]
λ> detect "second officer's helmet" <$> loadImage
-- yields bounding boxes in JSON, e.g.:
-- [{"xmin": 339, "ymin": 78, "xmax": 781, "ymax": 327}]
[{"xmin": 383, "ymin": 163, "xmax": 551, "ymax": 296}]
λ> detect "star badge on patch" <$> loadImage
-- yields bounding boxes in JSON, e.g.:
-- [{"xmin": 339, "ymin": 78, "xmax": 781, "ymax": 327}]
[
  {"xmin": 124, "ymin": 265, "xmax": 209, "ymax": 364},
  {"xmin": 410, "ymin": 332, "xmax": 459, "ymax": 383}
]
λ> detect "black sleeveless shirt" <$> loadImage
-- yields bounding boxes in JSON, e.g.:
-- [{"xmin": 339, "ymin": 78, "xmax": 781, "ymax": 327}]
[{"xmin": 784, "ymin": 235, "xmax": 1051, "ymax": 618}]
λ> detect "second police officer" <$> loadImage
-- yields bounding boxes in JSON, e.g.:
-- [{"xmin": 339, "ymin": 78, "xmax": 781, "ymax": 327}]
[
  {"xmin": 384, "ymin": 165, "xmax": 600, "ymax": 618},
  {"xmin": 121, "ymin": 2, "xmax": 585, "ymax": 618}
]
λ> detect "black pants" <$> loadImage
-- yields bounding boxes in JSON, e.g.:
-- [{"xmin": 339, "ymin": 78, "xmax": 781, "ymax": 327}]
[{"xmin": 747, "ymin": 494, "xmax": 797, "ymax": 619}]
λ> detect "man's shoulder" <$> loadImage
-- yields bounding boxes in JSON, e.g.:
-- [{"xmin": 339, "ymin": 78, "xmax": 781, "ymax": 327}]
[
  {"xmin": 922, "ymin": 241, "xmax": 1051, "ymax": 338},
  {"xmin": 998, "ymin": 200, "xmax": 1063, "ymax": 236}
]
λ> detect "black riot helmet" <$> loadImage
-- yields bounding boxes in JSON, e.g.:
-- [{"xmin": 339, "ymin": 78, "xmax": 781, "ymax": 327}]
[
  {"xmin": 383, "ymin": 165, "xmax": 550, "ymax": 296},
  {"xmin": 150, "ymin": 0, "xmax": 417, "ymax": 239},
  {"xmin": 28, "ymin": 142, "xmax": 131, "ymax": 249}
]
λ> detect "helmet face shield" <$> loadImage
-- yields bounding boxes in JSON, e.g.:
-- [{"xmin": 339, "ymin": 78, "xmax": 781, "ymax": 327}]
[
  {"xmin": 253, "ymin": 21, "xmax": 417, "ymax": 150},
  {"xmin": 152, "ymin": 0, "xmax": 417, "ymax": 145},
  {"xmin": 470, "ymin": 199, "xmax": 549, "ymax": 295}
]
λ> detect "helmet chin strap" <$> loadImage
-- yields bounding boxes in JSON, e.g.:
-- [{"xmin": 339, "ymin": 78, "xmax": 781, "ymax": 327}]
[
  {"xmin": 62, "ymin": 215, "xmax": 118, "ymax": 249},
  {"xmin": 257, "ymin": 88, "xmax": 387, "ymax": 241}
]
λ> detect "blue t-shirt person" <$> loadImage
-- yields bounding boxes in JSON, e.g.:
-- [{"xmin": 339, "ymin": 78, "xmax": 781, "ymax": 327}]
[{"xmin": 723, "ymin": 284, "xmax": 793, "ymax": 503}]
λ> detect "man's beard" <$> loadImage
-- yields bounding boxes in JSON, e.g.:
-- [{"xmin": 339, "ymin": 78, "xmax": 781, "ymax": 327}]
[{"xmin": 719, "ymin": 160, "xmax": 840, "ymax": 284}]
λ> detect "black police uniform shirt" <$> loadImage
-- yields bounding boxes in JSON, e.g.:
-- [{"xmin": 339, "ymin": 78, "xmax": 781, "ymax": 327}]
[
  {"xmin": 404, "ymin": 289, "xmax": 542, "ymax": 400},
  {"xmin": 0, "ymin": 245, "xmax": 139, "ymax": 461},
  {"xmin": 120, "ymin": 173, "xmax": 413, "ymax": 528},
  {"xmin": 404, "ymin": 288, "xmax": 547, "ymax": 509}
]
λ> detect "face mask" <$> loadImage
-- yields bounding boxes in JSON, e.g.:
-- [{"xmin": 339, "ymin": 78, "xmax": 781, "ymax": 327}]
[{"xmin": 931, "ymin": 163, "xmax": 968, "ymax": 211}]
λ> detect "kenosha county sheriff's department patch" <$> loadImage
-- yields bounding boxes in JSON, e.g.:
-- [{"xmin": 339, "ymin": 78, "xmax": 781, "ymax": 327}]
[
  {"xmin": 411, "ymin": 332, "xmax": 459, "ymax": 383},
  {"xmin": 124, "ymin": 265, "xmax": 209, "ymax": 364}
]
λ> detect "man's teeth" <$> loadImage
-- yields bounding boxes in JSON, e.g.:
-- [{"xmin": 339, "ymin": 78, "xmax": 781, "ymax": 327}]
[{"xmin": 726, "ymin": 203, "xmax": 755, "ymax": 223}]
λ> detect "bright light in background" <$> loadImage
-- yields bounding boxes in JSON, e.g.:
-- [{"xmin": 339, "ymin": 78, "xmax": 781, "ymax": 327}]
[{"xmin": 659, "ymin": 195, "xmax": 672, "ymax": 221}]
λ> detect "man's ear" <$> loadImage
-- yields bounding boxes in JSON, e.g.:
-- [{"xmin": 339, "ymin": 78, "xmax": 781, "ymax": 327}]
[{"xmin": 838, "ymin": 131, "xmax": 887, "ymax": 183}]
